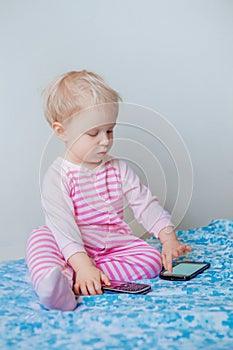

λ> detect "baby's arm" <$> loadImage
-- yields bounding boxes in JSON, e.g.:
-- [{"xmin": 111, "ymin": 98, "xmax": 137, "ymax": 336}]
[
  {"xmin": 118, "ymin": 160, "xmax": 192, "ymax": 271},
  {"xmin": 42, "ymin": 165, "xmax": 85, "ymax": 259},
  {"xmin": 68, "ymin": 252, "xmax": 110, "ymax": 295},
  {"xmin": 158, "ymin": 227, "xmax": 192, "ymax": 272},
  {"xmin": 42, "ymin": 163, "xmax": 110, "ymax": 294},
  {"xmin": 118, "ymin": 160, "xmax": 173, "ymax": 235}
]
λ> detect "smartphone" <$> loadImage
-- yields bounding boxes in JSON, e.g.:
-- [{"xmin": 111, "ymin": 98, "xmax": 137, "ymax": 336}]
[
  {"xmin": 159, "ymin": 261, "xmax": 210, "ymax": 281},
  {"xmin": 102, "ymin": 280, "xmax": 152, "ymax": 294}
]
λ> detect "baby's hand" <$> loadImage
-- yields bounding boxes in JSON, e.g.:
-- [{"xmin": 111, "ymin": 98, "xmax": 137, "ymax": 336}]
[
  {"xmin": 161, "ymin": 237, "xmax": 192, "ymax": 273},
  {"xmin": 158, "ymin": 227, "xmax": 192, "ymax": 273},
  {"xmin": 73, "ymin": 266, "xmax": 111, "ymax": 296}
]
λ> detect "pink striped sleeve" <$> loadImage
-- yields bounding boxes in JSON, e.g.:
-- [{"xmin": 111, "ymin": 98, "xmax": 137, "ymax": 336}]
[
  {"xmin": 41, "ymin": 161, "xmax": 86, "ymax": 261},
  {"xmin": 117, "ymin": 159, "xmax": 174, "ymax": 238}
]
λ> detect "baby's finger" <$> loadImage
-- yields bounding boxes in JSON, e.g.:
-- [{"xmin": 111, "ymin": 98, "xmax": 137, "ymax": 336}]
[
  {"xmin": 179, "ymin": 244, "xmax": 192, "ymax": 255},
  {"xmin": 172, "ymin": 249, "xmax": 179, "ymax": 258},
  {"xmin": 100, "ymin": 272, "xmax": 111, "ymax": 286},
  {"xmin": 186, "ymin": 245, "xmax": 193, "ymax": 251},
  {"xmin": 162, "ymin": 253, "xmax": 167, "ymax": 270},
  {"xmin": 79, "ymin": 281, "xmax": 90, "ymax": 296},
  {"xmin": 86, "ymin": 281, "xmax": 98, "ymax": 295},
  {"xmin": 73, "ymin": 282, "xmax": 81, "ymax": 295},
  {"xmin": 165, "ymin": 253, "xmax": 173, "ymax": 273},
  {"xmin": 93, "ymin": 280, "xmax": 103, "ymax": 294},
  {"xmin": 162, "ymin": 252, "xmax": 172, "ymax": 272}
]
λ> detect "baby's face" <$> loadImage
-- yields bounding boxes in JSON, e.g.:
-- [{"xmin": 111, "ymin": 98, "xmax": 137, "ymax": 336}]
[{"xmin": 63, "ymin": 104, "xmax": 118, "ymax": 168}]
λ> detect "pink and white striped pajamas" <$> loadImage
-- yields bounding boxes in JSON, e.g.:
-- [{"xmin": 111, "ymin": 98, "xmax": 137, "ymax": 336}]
[{"xmin": 26, "ymin": 157, "xmax": 173, "ymax": 304}]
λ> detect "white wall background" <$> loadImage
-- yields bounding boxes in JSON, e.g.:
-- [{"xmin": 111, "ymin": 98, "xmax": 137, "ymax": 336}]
[{"xmin": 1, "ymin": 0, "xmax": 233, "ymax": 261}]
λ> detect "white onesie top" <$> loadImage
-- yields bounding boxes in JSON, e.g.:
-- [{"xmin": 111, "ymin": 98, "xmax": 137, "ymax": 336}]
[{"xmin": 41, "ymin": 156, "xmax": 173, "ymax": 261}]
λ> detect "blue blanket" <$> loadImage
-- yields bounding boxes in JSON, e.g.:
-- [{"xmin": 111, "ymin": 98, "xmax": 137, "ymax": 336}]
[{"xmin": 0, "ymin": 219, "xmax": 232, "ymax": 349}]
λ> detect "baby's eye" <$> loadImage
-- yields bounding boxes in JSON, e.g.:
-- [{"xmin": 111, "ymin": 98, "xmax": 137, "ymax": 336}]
[
  {"xmin": 107, "ymin": 129, "xmax": 113, "ymax": 134},
  {"xmin": 87, "ymin": 131, "xmax": 99, "ymax": 137}
]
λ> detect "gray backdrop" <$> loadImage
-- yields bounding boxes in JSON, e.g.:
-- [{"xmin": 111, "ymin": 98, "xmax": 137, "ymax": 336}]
[{"xmin": 1, "ymin": 0, "xmax": 232, "ymax": 260}]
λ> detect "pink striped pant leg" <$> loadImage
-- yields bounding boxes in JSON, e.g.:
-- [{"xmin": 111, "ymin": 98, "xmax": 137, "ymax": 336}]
[
  {"xmin": 92, "ymin": 238, "xmax": 162, "ymax": 281},
  {"xmin": 26, "ymin": 226, "xmax": 74, "ymax": 295}
]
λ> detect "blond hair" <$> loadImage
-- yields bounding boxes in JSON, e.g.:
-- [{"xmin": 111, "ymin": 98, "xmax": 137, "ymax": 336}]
[{"xmin": 43, "ymin": 70, "xmax": 121, "ymax": 126}]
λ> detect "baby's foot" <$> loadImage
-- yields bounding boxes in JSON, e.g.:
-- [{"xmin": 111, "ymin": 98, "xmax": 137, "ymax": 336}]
[{"xmin": 37, "ymin": 266, "xmax": 78, "ymax": 311}]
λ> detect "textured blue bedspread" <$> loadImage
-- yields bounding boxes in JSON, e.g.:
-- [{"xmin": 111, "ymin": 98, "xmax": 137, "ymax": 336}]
[{"xmin": 0, "ymin": 219, "xmax": 233, "ymax": 349}]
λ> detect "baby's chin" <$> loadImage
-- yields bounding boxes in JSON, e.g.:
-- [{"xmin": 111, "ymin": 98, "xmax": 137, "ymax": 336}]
[{"xmin": 87, "ymin": 154, "xmax": 112, "ymax": 168}]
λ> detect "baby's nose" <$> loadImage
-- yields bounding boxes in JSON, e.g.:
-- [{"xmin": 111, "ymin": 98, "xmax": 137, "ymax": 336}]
[{"xmin": 99, "ymin": 132, "xmax": 110, "ymax": 145}]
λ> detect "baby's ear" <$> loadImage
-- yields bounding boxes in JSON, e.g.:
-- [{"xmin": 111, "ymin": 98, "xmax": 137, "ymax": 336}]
[{"xmin": 52, "ymin": 122, "xmax": 67, "ymax": 142}]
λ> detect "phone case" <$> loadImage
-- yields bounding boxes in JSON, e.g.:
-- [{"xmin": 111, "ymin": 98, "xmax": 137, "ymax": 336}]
[{"xmin": 102, "ymin": 280, "xmax": 152, "ymax": 294}]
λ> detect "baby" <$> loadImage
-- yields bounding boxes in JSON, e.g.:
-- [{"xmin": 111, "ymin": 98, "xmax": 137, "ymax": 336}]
[{"xmin": 26, "ymin": 70, "xmax": 192, "ymax": 311}]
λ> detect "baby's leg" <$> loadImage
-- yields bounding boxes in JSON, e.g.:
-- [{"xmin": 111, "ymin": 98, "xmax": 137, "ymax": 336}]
[
  {"xmin": 26, "ymin": 226, "xmax": 77, "ymax": 311},
  {"xmin": 93, "ymin": 237, "xmax": 162, "ymax": 281}
]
